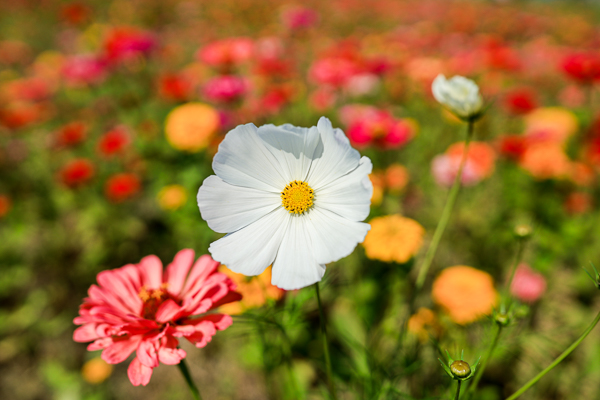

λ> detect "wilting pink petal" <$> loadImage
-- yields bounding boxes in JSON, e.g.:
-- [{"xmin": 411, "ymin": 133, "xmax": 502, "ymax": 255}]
[{"xmin": 127, "ymin": 357, "xmax": 153, "ymax": 386}]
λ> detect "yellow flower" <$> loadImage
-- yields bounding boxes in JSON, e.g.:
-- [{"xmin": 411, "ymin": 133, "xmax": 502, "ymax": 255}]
[
  {"xmin": 157, "ymin": 185, "xmax": 187, "ymax": 210},
  {"xmin": 363, "ymin": 215, "xmax": 424, "ymax": 263},
  {"xmin": 218, "ymin": 265, "xmax": 284, "ymax": 315},
  {"xmin": 81, "ymin": 357, "xmax": 113, "ymax": 384},
  {"xmin": 164, "ymin": 102, "xmax": 220, "ymax": 152},
  {"xmin": 432, "ymin": 266, "xmax": 498, "ymax": 325}
]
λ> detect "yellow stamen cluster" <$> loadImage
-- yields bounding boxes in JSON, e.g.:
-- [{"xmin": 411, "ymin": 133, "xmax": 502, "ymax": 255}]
[{"xmin": 281, "ymin": 180, "xmax": 314, "ymax": 214}]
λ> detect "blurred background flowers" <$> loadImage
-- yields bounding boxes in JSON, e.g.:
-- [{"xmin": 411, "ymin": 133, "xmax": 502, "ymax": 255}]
[{"xmin": 2, "ymin": 0, "xmax": 600, "ymax": 399}]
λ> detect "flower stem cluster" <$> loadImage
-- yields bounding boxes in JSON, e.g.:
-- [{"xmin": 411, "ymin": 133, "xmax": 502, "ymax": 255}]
[{"xmin": 582, "ymin": 262, "xmax": 600, "ymax": 290}]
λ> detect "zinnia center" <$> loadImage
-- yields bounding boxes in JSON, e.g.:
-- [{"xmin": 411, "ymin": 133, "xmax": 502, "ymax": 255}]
[
  {"xmin": 281, "ymin": 180, "xmax": 314, "ymax": 214},
  {"xmin": 138, "ymin": 284, "xmax": 173, "ymax": 320}
]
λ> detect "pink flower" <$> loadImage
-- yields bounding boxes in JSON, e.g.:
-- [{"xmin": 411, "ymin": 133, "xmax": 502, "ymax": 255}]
[
  {"xmin": 344, "ymin": 107, "xmax": 414, "ymax": 149},
  {"xmin": 197, "ymin": 38, "xmax": 254, "ymax": 68},
  {"xmin": 203, "ymin": 75, "xmax": 248, "ymax": 103},
  {"xmin": 281, "ymin": 6, "xmax": 319, "ymax": 30},
  {"xmin": 431, "ymin": 142, "xmax": 496, "ymax": 187},
  {"xmin": 510, "ymin": 264, "xmax": 546, "ymax": 303},
  {"xmin": 103, "ymin": 26, "xmax": 155, "ymax": 63},
  {"xmin": 73, "ymin": 250, "xmax": 241, "ymax": 386},
  {"xmin": 62, "ymin": 54, "xmax": 107, "ymax": 86}
]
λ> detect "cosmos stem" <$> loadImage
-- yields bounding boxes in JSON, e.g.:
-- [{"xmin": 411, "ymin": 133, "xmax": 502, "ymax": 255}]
[
  {"xmin": 505, "ymin": 309, "xmax": 600, "ymax": 400},
  {"xmin": 466, "ymin": 324, "xmax": 503, "ymax": 399},
  {"xmin": 315, "ymin": 282, "xmax": 338, "ymax": 400},
  {"xmin": 415, "ymin": 120, "xmax": 475, "ymax": 290},
  {"xmin": 177, "ymin": 359, "xmax": 203, "ymax": 400},
  {"xmin": 455, "ymin": 380, "xmax": 462, "ymax": 400}
]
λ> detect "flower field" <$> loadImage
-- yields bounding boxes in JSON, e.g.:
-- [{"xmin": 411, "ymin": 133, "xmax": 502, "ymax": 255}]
[{"xmin": 2, "ymin": 0, "xmax": 600, "ymax": 399}]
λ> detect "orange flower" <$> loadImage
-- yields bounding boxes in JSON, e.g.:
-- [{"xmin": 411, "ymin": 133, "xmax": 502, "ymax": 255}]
[
  {"xmin": 0, "ymin": 195, "xmax": 11, "ymax": 218},
  {"xmin": 369, "ymin": 172, "xmax": 384, "ymax": 206},
  {"xmin": 385, "ymin": 163, "xmax": 409, "ymax": 193},
  {"xmin": 524, "ymin": 107, "xmax": 578, "ymax": 145},
  {"xmin": 519, "ymin": 143, "xmax": 571, "ymax": 180},
  {"xmin": 81, "ymin": 357, "xmax": 113, "ymax": 384},
  {"xmin": 363, "ymin": 215, "xmax": 425, "ymax": 263},
  {"xmin": 218, "ymin": 265, "xmax": 284, "ymax": 315},
  {"xmin": 157, "ymin": 185, "xmax": 187, "ymax": 210},
  {"xmin": 446, "ymin": 141, "xmax": 496, "ymax": 179},
  {"xmin": 164, "ymin": 102, "xmax": 220, "ymax": 152},
  {"xmin": 407, "ymin": 307, "xmax": 441, "ymax": 343},
  {"xmin": 432, "ymin": 266, "xmax": 498, "ymax": 325}
]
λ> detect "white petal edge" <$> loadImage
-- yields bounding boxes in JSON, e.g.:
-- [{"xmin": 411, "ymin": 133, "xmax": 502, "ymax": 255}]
[
  {"xmin": 197, "ymin": 175, "xmax": 281, "ymax": 234},
  {"xmin": 305, "ymin": 117, "xmax": 361, "ymax": 189},
  {"xmin": 314, "ymin": 156, "xmax": 373, "ymax": 221},
  {"xmin": 271, "ymin": 215, "xmax": 326, "ymax": 290},
  {"xmin": 208, "ymin": 207, "xmax": 289, "ymax": 276},
  {"xmin": 213, "ymin": 123, "xmax": 288, "ymax": 192},
  {"xmin": 302, "ymin": 207, "xmax": 370, "ymax": 265}
]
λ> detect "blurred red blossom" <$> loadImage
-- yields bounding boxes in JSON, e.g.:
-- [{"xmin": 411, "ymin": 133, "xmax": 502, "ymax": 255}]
[
  {"xmin": 0, "ymin": 195, "xmax": 11, "ymax": 218},
  {"xmin": 73, "ymin": 249, "xmax": 241, "ymax": 386},
  {"xmin": 103, "ymin": 27, "xmax": 156, "ymax": 63},
  {"xmin": 510, "ymin": 264, "xmax": 546, "ymax": 303},
  {"xmin": 60, "ymin": 159, "xmax": 95, "ymax": 187},
  {"xmin": 98, "ymin": 126, "xmax": 130, "ymax": 156},
  {"xmin": 503, "ymin": 88, "xmax": 538, "ymax": 115},
  {"xmin": 60, "ymin": 3, "xmax": 90, "ymax": 25},
  {"xmin": 561, "ymin": 52, "xmax": 600, "ymax": 84},
  {"xmin": 158, "ymin": 73, "xmax": 193, "ymax": 102},
  {"xmin": 197, "ymin": 38, "xmax": 253, "ymax": 69},
  {"xmin": 105, "ymin": 173, "xmax": 141, "ymax": 202},
  {"xmin": 280, "ymin": 6, "xmax": 319, "ymax": 30},
  {"xmin": 343, "ymin": 106, "xmax": 414, "ymax": 149},
  {"xmin": 55, "ymin": 121, "xmax": 87, "ymax": 147},
  {"xmin": 62, "ymin": 54, "xmax": 107, "ymax": 86},
  {"xmin": 203, "ymin": 75, "xmax": 248, "ymax": 103}
]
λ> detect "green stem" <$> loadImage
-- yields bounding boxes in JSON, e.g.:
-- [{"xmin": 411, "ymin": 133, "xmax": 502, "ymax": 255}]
[
  {"xmin": 315, "ymin": 282, "xmax": 338, "ymax": 400},
  {"xmin": 505, "ymin": 309, "xmax": 600, "ymax": 400},
  {"xmin": 415, "ymin": 121, "xmax": 475, "ymax": 290},
  {"xmin": 467, "ymin": 325, "xmax": 503, "ymax": 398},
  {"xmin": 177, "ymin": 359, "xmax": 202, "ymax": 400},
  {"xmin": 502, "ymin": 239, "xmax": 526, "ymax": 309},
  {"xmin": 455, "ymin": 380, "xmax": 462, "ymax": 400}
]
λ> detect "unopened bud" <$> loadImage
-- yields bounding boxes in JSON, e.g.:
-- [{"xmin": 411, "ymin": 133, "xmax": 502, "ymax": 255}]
[
  {"xmin": 450, "ymin": 360, "xmax": 471, "ymax": 379},
  {"xmin": 514, "ymin": 224, "xmax": 532, "ymax": 240}
]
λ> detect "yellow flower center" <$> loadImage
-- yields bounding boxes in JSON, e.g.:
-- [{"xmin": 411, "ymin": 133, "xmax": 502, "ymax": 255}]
[{"xmin": 281, "ymin": 180, "xmax": 314, "ymax": 214}]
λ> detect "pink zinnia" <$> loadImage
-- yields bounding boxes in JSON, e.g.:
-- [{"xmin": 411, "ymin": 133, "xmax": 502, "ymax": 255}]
[
  {"xmin": 510, "ymin": 264, "xmax": 546, "ymax": 303},
  {"xmin": 197, "ymin": 38, "xmax": 254, "ymax": 68},
  {"xmin": 73, "ymin": 250, "xmax": 242, "ymax": 386},
  {"xmin": 62, "ymin": 54, "xmax": 107, "ymax": 86},
  {"xmin": 203, "ymin": 75, "xmax": 248, "ymax": 103}
]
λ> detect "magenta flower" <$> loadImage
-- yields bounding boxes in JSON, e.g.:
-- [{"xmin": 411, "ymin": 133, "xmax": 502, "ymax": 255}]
[
  {"xmin": 73, "ymin": 250, "xmax": 242, "ymax": 386},
  {"xmin": 62, "ymin": 54, "xmax": 107, "ymax": 86},
  {"xmin": 203, "ymin": 75, "xmax": 248, "ymax": 103}
]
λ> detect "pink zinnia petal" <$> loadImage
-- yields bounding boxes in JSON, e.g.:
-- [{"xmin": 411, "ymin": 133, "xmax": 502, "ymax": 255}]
[
  {"xmin": 127, "ymin": 357, "xmax": 153, "ymax": 386},
  {"xmin": 73, "ymin": 324, "xmax": 100, "ymax": 342},
  {"xmin": 165, "ymin": 249, "xmax": 196, "ymax": 296},
  {"xmin": 181, "ymin": 255, "xmax": 220, "ymax": 296},
  {"xmin": 102, "ymin": 335, "xmax": 142, "ymax": 364},
  {"xmin": 155, "ymin": 299, "xmax": 183, "ymax": 323},
  {"xmin": 139, "ymin": 255, "xmax": 164, "ymax": 290},
  {"xmin": 136, "ymin": 339, "xmax": 160, "ymax": 368}
]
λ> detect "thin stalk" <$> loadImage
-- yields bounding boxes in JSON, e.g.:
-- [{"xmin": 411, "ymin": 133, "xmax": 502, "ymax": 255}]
[
  {"xmin": 315, "ymin": 282, "xmax": 338, "ymax": 400},
  {"xmin": 455, "ymin": 381, "xmax": 462, "ymax": 400},
  {"xmin": 415, "ymin": 121, "xmax": 475, "ymax": 290},
  {"xmin": 506, "ymin": 309, "xmax": 600, "ymax": 400},
  {"xmin": 177, "ymin": 359, "xmax": 202, "ymax": 400},
  {"xmin": 466, "ymin": 325, "xmax": 503, "ymax": 399},
  {"xmin": 502, "ymin": 239, "xmax": 526, "ymax": 309}
]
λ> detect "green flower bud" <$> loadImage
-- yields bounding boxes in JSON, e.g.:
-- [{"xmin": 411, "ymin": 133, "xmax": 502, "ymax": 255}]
[
  {"xmin": 514, "ymin": 224, "xmax": 532, "ymax": 240},
  {"xmin": 450, "ymin": 360, "xmax": 471, "ymax": 379}
]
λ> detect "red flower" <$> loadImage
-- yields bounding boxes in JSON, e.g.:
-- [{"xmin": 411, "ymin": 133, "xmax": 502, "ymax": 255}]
[
  {"xmin": 158, "ymin": 73, "xmax": 192, "ymax": 102},
  {"xmin": 62, "ymin": 54, "xmax": 107, "ymax": 86},
  {"xmin": 55, "ymin": 121, "xmax": 87, "ymax": 147},
  {"xmin": 60, "ymin": 159, "xmax": 95, "ymax": 187},
  {"xmin": 203, "ymin": 75, "xmax": 248, "ymax": 103},
  {"xmin": 98, "ymin": 127, "xmax": 130, "ymax": 156},
  {"xmin": 60, "ymin": 3, "xmax": 90, "ymax": 25},
  {"xmin": 345, "ymin": 107, "xmax": 414, "ymax": 150},
  {"xmin": 503, "ymin": 88, "xmax": 537, "ymax": 115},
  {"xmin": 497, "ymin": 134, "xmax": 529, "ymax": 160},
  {"xmin": 197, "ymin": 38, "xmax": 253, "ymax": 69},
  {"xmin": 105, "ymin": 173, "xmax": 141, "ymax": 202},
  {"xmin": 73, "ymin": 250, "xmax": 242, "ymax": 386},
  {"xmin": 561, "ymin": 52, "xmax": 600, "ymax": 84},
  {"xmin": 0, "ymin": 195, "xmax": 11, "ymax": 218},
  {"xmin": 103, "ymin": 27, "xmax": 155, "ymax": 63}
]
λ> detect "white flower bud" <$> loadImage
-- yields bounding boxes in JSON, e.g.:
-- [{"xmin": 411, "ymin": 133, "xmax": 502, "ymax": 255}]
[{"xmin": 431, "ymin": 74, "xmax": 484, "ymax": 120}]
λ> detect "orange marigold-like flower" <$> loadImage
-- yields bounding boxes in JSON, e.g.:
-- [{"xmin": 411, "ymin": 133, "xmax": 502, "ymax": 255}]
[
  {"xmin": 432, "ymin": 266, "xmax": 498, "ymax": 325},
  {"xmin": 363, "ymin": 215, "xmax": 425, "ymax": 263},
  {"xmin": 218, "ymin": 265, "xmax": 284, "ymax": 315},
  {"xmin": 519, "ymin": 143, "xmax": 571, "ymax": 180},
  {"xmin": 164, "ymin": 103, "xmax": 220, "ymax": 152},
  {"xmin": 407, "ymin": 307, "xmax": 441, "ymax": 343},
  {"xmin": 157, "ymin": 184, "xmax": 187, "ymax": 210}
]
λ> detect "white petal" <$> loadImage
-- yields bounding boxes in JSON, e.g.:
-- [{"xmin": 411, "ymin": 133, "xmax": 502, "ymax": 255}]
[
  {"xmin": 306, "ymin": 117, "xmax": 361, "ymax": 189},
  {"xmin": 197, "ymin": 175, "xmax": 281, "ymax": 233},
  {"xmin": 303, "ymin": 208, "xmax": 370, "ymax": 264},
  {"xmin": 208, "ymin": 207, "xmax": 289, "ymax": 276},
  {"xmin": 271, "ymin": 215, "xmax": 326, "ymax": 290},
  {"xmin": 315, "ymin": 156, "xmax": 373, "ymax": 221},
  {"xmin": 213, "ymin": 123, "xmax": 287, "ymax": 192},
  {"xmin": 257, "ymin": 124, "xmax": 322, "ymax": 182}
]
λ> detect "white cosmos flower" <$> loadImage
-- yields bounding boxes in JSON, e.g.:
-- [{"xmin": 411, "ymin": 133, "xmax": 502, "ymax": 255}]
[
  {"xmin": 431, "ymin": 74, "xmax": 483, "ymax": 120},
  {"xmin": 197, "ymin": 117, "xmax": 372, "ymax": 290}
]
